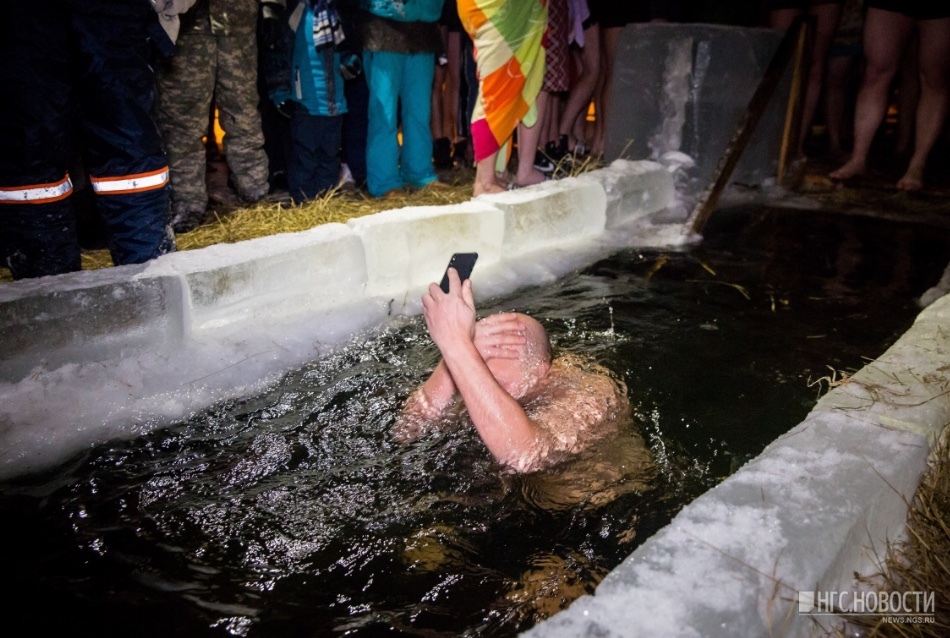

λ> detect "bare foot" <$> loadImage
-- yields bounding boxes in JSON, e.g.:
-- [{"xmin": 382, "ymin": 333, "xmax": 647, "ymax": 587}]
[
  {"xmin": 829, "ymin": 158, "xmax": 865, "ymax": 181},
  {"xmin": 896, "ymin": 165, "xmax": 924, "ymax": 192},
  {"xmin": 513, "ymin": 168, "xmax": 547, "ymax": 188},
  {"xmin": 472, "ymin": 179, "xmax": 507, "ymax": 197}
]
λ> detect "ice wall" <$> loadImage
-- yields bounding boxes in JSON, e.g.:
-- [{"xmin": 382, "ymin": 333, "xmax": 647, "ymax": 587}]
[
  {"xmin": 607, "ymin": 23, "xmax": 788, "ymax": 216},
  {"xmin": 525, "ymin": 291, "xmax": 950, "ymax": 637},
  {"xmin": 0, "ymin": 162, "xmax": 675, "ymax": 480}
]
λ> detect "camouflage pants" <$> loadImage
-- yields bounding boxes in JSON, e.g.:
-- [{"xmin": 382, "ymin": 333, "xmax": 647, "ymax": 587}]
[{"xmin": 157, "ymin": 32, "xmax": 269, "ymax": 215}]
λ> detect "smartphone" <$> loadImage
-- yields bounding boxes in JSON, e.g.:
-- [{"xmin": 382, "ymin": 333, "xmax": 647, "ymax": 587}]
[{"xmin": 439, "ymin": 253, "xmax": 478, "ymax": 293}]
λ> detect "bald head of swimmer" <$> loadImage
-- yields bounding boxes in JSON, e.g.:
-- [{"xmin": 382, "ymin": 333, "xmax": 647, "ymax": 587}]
[{"xmin": 485, "ymin": 313, "xmax": 552, "ymax": 399}]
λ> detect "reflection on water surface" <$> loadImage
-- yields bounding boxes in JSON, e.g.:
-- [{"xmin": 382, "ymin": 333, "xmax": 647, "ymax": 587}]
[{"xmin": 2, "ymin": 206, "xmax": 948, "ymax": 636}]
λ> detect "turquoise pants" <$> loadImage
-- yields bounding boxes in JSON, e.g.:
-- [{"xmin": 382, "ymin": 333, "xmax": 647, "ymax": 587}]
[{"xmin": 363, "ymin": 50, "xmax": 438, "ymax": 197}]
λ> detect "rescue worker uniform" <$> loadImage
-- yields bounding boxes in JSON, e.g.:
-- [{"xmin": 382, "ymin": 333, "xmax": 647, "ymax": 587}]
[{"xmin": 0, "ymin": 0, "xmax": 190, "ymax": 281}]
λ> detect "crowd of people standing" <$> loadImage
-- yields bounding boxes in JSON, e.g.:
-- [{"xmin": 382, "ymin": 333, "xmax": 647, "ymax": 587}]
[
  {"xmin": 766, "ymin": 0, "xmax": 949, "ymax": 192},
  {"xmin": 1, "ymin": 1, "xmax": 947, "ymax": 281}
]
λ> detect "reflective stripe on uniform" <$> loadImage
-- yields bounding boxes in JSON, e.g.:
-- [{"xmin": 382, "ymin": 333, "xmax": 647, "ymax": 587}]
[
  {"xmin": 0, "ymin": 175, "xmax": 73, "ymax": 204},
  {"xmin": 90, "ymin": 167, "xmax": 169, "ymax": 195}
]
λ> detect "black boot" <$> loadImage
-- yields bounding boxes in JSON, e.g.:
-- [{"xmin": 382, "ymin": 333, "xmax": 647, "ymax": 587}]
[
  {"xmin": 433, "ymin": 137, "xmax": 453, "ymax": 170},
  {"xmin": 170, "ymin": 208, "xmax": 207, "ymax": 234},
  {"xmin": 546, "ymin": 134, "xmax": 569, "ymax": 162},
  {"xmin": 452, "ymin": 139, "xmax": 471, "ymax": 167}
]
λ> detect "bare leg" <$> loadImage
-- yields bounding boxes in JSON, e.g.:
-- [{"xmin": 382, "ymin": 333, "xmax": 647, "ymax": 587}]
[
  {"xmin": 515, "ymin": 91, "xmax": 549, "ymax": 186},
  {"xmin": 772, "ymin": 5, "xmax": 843, "ymax": 154},
  {"xmin": 473, "ymin": 153, "xmax": 507, "ymax": 195},
  {"xmin": 592, "ymin": 25, "xmax": 621, "ymax": 158},
  {"xmin": 830, "ymin": 9, "xmax": 915, "ymax": 180},
  {"xmin": 544, "ymin": 92, "xmax": 564, "ymax": 149},
  {"xmin": 824, "ymin": 53, "xmax": 857, "ymax": 156},
  {"xmin": 800, "ymin": 3, "xmax": 843, "ymax": 153},
  {"xmin": 898, "ymin": 17, "xmax": 950, "ymax": 191},
  {"xmin": 558, "ymin": 25, "xmax": 601, "ymax": 150},
  {"xmin": 539, "ymin": 90, "xmax": 557, "ymax": 148}
]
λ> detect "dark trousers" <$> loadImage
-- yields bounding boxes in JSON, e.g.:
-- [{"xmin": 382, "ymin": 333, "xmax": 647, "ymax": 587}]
[
  {"xmin": 0, "ymin": 0, "xmax": 173, "ymax": 280},
  {"xmin": 342, "ymin": 73, "xmax": 369, "ymax": 186},
  {"xmin": 288, "ymin": 109, "xmax": 343, "ymax": 202},
  {"xmin": 461, "ymin": 35, "xmax": 478, "ymax": 140}
]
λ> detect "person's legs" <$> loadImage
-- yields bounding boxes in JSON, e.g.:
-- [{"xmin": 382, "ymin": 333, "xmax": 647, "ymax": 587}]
[
  {"xmin": 543, "ymin": 92, "xmax": 565, "ymax": 156},
  {"xmin": 288, "ymin": 110, "xmax": 343, "ymax": 202},
  {"xmin": 75, "ymin": 2, "xmax": 174, "ymax": 266},
  {"xmin": 156, "ymin": 32, "xmax": 216, "ymax": 221},
  {"xmin": 824, "ymin": 52, "xmax": 858, "ymax": 155},
  {"xmin": 257, "ymin": 15, "xmax": 291, "ymax": 192},
  {"xmin": 435, "ymin": 25, "xmax": 459, "ymax": 146},
  {"xmin": 799, "ymin": 2, "xmax": 844, "ymax": 153},
  {"xmin": 363, "ymin": 50, "xmax": 405, "ymax": 197},
  {"xmin": 461, "ymin": 34, "xmax": 479, "ymax": 143},
  {"xmin": 592, "ymin": 25, "xmax": 620, "ymax": 158},
  {"xmin": 446, "ymin": 30, "xmax": 463, "ymax": 143},
  {"xmin": 514, "ymin": 93, "xmax": 549, "ymax": 186},
  {"xmin": 472, "ymin": 151, "xmax": 508, "ymax": 197},
  {"xmin": 558, "ymin": 25, "xmax": 601, "ymax": 152},
  {"xmin": 830, "ymin": 8, "xmax": 914, "ymax": 179},
  {"xmin": 473, "ymin": 153, "xmax": 506, "ymax": 195},
  {"xmin": 431, "ymin": 26, "xmax": 452, "ymax": 168},
  {"xmin": 431, "ymin": 26, "xmax": 448, "ymax": 138},
  {"xmin": 400, "ymin": 53, "xmax": 439, "ymax": 188},
  {"xmin": 530, "ymin": 90, "xmax": 559, "ymax": 173},
  {"xmin": 897, "ymin": 17, "xmax": 950, "ymax": 190},
  {"xmin": 0, "ymin": 0, "xmax": 81, "ymax": 279},
  {"xmin": 464, "ymin": 27, "xmax": 504, "ymax": 196},
  {"xmin": 771, "ymin": 4, "xmax": 843, "ymax": 154},
  {"xmin": 342, "ymin": 72, "xmax": 369, "ymax": 186},
  {"xmin": 215, "ymin": 33, "xmax": 270, "ymax": 202}
]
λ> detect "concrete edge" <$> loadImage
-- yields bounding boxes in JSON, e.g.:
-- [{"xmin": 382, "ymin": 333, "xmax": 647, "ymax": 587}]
[{"xmin": 525, "ymin": 295, "xmax": 950, "ymax": 638}]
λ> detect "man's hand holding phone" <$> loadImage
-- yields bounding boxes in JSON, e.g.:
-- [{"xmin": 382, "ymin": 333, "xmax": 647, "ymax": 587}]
[
  {"xmin": 439, "ymin": 253, "xmax": 478, "ymax": 293},
  {"xmin": 423, "ymin": 267, "xmax": 477, "ymax": 355}
]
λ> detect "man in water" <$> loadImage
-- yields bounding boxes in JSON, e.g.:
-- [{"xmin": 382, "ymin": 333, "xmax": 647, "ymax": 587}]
[{"xmin": 396, "ymin": 268, "xmax": 630, "ymax": 473}]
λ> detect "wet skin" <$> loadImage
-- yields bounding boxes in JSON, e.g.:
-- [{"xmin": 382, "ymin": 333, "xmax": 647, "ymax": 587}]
[{"xmin": 396, "ymin": 268, "xmax": 627, "ymax": 472}]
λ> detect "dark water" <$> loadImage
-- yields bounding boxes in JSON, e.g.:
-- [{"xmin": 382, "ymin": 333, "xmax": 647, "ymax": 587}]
[{"xmin": 2, "ymin": 206, "xmax": 948, "ymax": 637}]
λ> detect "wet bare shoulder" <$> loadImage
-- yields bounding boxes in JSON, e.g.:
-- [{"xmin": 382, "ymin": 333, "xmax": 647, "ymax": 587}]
[{"xmin": 524, "ymin": 359, "xmax": 629, "ymax": 457}]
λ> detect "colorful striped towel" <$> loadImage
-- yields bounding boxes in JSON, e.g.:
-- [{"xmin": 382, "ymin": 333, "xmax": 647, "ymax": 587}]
[{"xmin": 459, "ymin": 0, "xmax": 548, "ymax": 162}]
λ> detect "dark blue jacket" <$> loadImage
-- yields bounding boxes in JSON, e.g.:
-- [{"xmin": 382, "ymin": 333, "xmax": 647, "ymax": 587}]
[{"xmin": 271, "ymin": 0, "xmax": 348, "ymax": 117}]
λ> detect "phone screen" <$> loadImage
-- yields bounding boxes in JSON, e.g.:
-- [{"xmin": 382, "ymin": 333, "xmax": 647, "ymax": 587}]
[{"xmin": 439, "ymin": 253, "xmax": 478, "ymax": 293}]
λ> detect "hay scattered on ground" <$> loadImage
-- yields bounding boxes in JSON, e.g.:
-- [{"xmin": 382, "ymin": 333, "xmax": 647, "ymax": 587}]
[
  {"xmin": 2, "ymin": 156, "xmax": 605, "ymax": 280},
  {"xmin": 80, "ymin": 177, "xmax": 475, "ymax": 272},
  {"xmin": 835, "ymin": 426, "xmax": 950, "ymax": 637}
]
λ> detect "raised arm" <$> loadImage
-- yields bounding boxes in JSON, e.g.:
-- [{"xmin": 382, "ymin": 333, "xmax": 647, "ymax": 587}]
[
  {"xmin": 395, "ymin": 308, "xmax": 528, "ymax": 439},
  {"xmin": 420, "ymin": 270, "xmax": 542, "ymax": 466},
  {"xmin": 399, "ymin": 360, "xmax": 457, "ymax": 423}
]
